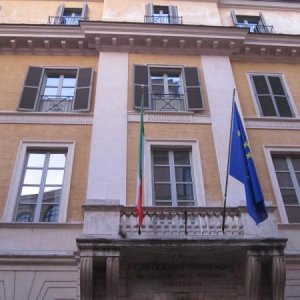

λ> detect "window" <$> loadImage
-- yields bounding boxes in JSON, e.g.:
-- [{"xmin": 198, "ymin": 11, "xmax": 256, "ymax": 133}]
[
  {"xmin": 145, "ymin": 3, "xmax": 182, "ymax": 24},
  {"xmin": 3, "ymin": 142, "xmax": 75, "ymax": 223},
  {"xmin": 134, "ymin": 65, "xmax": 203, "ymax": 112},
  {"xmin": 18, "ymin": 67, "xmax": 93, "ymax": 113},
  {"xmin": 231, "ymin": 11, "xmax": 274, "ymax": 34},
  {"xmin": 49, "ymin": 4, "xmax": 89, "ymax": 25},
  {"xmin": 152, "ymin": 149, "xmax": 195, "ymax": 206},
  {"xmin": 272, "ymin": 155, "xmax": 300, "ymax": 223},
  {"xmin": 249, "ymin": 74, "xmax": 294, "ymax": 117}
]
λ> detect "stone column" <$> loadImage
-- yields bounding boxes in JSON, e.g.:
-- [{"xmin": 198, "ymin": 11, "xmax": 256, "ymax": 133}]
[
  {"xmin": 80, "ymin": 256, "xmax": 93, "ymax": 300},
  {"xmin": 272, "ymin": 254, "xmax": 286, "ymax": 300},
  {"xmin": 106, "ymin": 256, "xmax": 120, "ymax": 300},
  {"xmin": 246, "ymin": 254, "xmax": 261, "ymax": 300}
]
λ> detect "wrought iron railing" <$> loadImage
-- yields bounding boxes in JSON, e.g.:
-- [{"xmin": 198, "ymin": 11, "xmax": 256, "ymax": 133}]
[
  {"xmin": 48, "ymin": 16, "xmax": 88, "ymax": 25},
  {"xmin": 235, "ymin": 23, "xmax": 275, "ymax": 34},
  {"xmin": 120, "ymin": 207, "xmax": 244, "ymax": 238},
  {"xmin": 144, "ymin": 15, "xmax": 183, "ymax": 24},
  {"xmin": 38, "ymin": 96, "xmax": 74, "ymax": 112},
  {"xmin": 151, "ymin": 94, "xmax": 185, "ymax": 111}
]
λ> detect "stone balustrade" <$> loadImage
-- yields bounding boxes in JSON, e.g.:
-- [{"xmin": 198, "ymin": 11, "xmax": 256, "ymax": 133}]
[{"xmin": 119, "ymin": 207, "xmax": 243, "ymax": 238}]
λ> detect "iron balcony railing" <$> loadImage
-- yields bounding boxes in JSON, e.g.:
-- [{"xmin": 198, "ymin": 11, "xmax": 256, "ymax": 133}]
[
  {"xmin": 151, "ymin": 94, "xmax": 185, "ymax": 111},
  {"xmin": 144, "ymin": 15, "xmax": 183, "ymax": 24},
  {"xmin": 235, "ymin": 23, "xmax": 275, "ymax": 34},
  {"xmin": 38, "ymin": 95, "xmax": 74, "ymax": 112},
  {"xmin": 48, "ymin": 16, "xmax": 88, "ymax": 25}
]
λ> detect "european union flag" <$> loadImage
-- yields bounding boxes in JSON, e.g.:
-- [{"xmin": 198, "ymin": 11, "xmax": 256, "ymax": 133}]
[{"xmin": 229, "ymin": 101, "xmax": 268, "ymax": 224}]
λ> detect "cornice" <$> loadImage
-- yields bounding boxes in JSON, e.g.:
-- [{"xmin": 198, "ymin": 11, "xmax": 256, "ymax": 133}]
[{"xmin": 245, "ymin": 117, "xmax": 300, "ymax": 130}]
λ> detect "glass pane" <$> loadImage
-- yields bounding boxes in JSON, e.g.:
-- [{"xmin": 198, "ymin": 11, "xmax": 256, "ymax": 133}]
[
  {"xmin": 174, "ymin": 151, "xmax": 190, "ymax": 165},
  {"xmin": 292, "ymin": 158, "xmax": 300, "ymax": 171},
  {"xmin": 258, "ymin": 95, "xmax": 276, "ymax": 116},
  {"xmin": 276, "ymin": 172, "xmax": 293, "ymax": 187},
  {"xmin": 275, "ymin": 96, "xmax": 293, "ymax": 117},
  {"xmin": 20, "ymin": 186, "xmax": 39, "ymax": 199},
  {"xmin": 296, "ymin": 173, "xmax": 300, "ymax": 186},
  {"xmin": 176, "ymin": 184, "xmax": 194, "ymax": 200},
  {"xmin": 15, "ymin": 204, "xmax": 35, "ymax": 222},
  {"xmin": 252, "ymin": 76, "xmax": 269, "ymax": 94},
  {"xmin": 151, "ymin": 85, "xmax": 164, "ymax": 94},
  {"xmin": 286, "ymin": 206, "xmax": 300, "ymax": 223},
  {"xmin": 61, "ymin": 88, "xmax": 75, "ymax": 97},
  {"xmin": 49, "ymin": 153, "xmax": 66, "ymax": 168},
  {"xmin": 167, "ymin": 75, "xmax": 180, "ymax": 85},
  {"xmin": 43, "ymin": 187, "xmax": 62, "ymax": 203},
  {"xmin": 46, "ymin": 77, "xmax": 60, "ymax": 86},
  {"xmin": 151, "ymin": 75, "xmax": 164, "ymax": 85},
  {"xmin": 23, "ymin": 169, "xmax": 43, "ymax": 185},
  {"xmin": 168, "ymin": 86, "xmax": 181, "ymax": 95},
  {"xmin": 45, "ymin": 170, "xmax": 64, "ymax": 185},
  {"xmin": 273, "ymin": 157, "xmax": 288, "ymax": 171},
  {"xmin": 154, "ymin": 183, "xmax": 172, "ymax": 200},
  {"xmin": 153, "ymin": 166, "xmax": 170, "ymax": 181},
  {"xmin": 281, "ymin": 188, "xmax": 298, "ymax": 205},
  {"xmin": 63, "ymin": 77, "xmax": 76, "ymax": 87},
  {"xmin": 27, "ymin": 153, "xmax": 45, "ymax": 168},
  {"xmin": 153, "ymin": 150, "xmax": 169, "ymax": 165},
  {"xmin": 40, "ymin": 204, "xmax": 59, "ymax": 222},
  {"xmin": 269, "ymin": 76, "xmax": 285, "ymax": 95},
  {"xmin": 175, "ymin": 167, "xmax": 192, "ymax": 182},
  {"xmin": 44, "ymin": 87, "xmax": 58, "ymax": 96}
]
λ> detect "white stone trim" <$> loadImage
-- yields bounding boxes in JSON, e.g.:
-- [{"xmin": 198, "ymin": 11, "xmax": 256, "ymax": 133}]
[
  {"xmin": 246, "ymin": 118, "xmax": 300, "ymax": 130},
  {"xmin": 264, "ymin": 146, "xmax": 300, "ymax": 224},
  {"xmin": 127, "ymin": 111, "xmax": 211, "ymax": 124},
  {"xmin": 144, "ymin": 139, "xmax": 205, "ymax": 207},
  {"xmin": 0, "ymin": 112, "xmax": 93, "ymax": 125},
  {"xmin": 2, "ymin": 141, "xmax": 75, "ymax": 223}
]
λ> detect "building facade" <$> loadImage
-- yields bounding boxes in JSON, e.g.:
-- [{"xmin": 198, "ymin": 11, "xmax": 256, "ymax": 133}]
[{"xmin": 0, "ymin": 0, "xmax": 300, "ymax": 299}]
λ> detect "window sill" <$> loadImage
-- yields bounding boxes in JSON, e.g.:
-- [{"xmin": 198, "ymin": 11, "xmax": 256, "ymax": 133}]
[
  {"xmin": 277, "ymin": 223, "xmax": 300, "ymax": 230},
  {"xmin": 245, "ymin": 116, "xmax": 300, "ymax": 130}
]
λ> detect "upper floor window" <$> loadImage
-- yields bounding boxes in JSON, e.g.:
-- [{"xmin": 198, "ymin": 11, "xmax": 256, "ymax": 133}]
[
  {"xmin": 18, "ymin": 67, "xmax": 93, "ymax": 113},
  {"xmin": 145, "ymin": 3, "xmax": 182, "ymax": 24},
  {"xmin": 134, "ymin": 65, "xmax": 203, "ymax": 112},
  {"xmin": 231, "ymin": 11, "xmax": 274, "ymax": 34},
  {"xmin": 49, "ymin": 4, "xmax": 89, "ymax": 25},
  {"xmin": 249, "ymin": 74, "xmax": 294, "ymax": 117},
  {"xmin": 273, "ymin": 155, "xmax": 300, "ymax": 223}
]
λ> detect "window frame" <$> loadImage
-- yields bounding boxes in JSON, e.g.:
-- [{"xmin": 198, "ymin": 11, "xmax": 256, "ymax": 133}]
[
  {"xmin": 247, "ymin": 72, "xmax": 297, "ymax": 118},
  {"xmin": 144, "ymin": 139, "xmax": 205, "ymax": 207},
  {"xmin": 3, "ymin": 141, "xmax": 75, "ymax": 223},
  {"xmin": 264, "ymin": 146, "xmax": 300, "ymax": 224}
]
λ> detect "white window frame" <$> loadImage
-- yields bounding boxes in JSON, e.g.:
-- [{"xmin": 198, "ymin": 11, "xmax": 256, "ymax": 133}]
[
  {"xmin": 144, "ymin": 139, "xmax": 205, "ymax": 206},
  {"xmin": 264, "ymin": 146, "xmax": 300, "ymax": 224},
  {"xmin": 2, "ymin": 141, "xmax": 75, "ymax": 223},
  {"xmin": 247, "ymin": 72, "xmax": 298, "ymax": 118}
]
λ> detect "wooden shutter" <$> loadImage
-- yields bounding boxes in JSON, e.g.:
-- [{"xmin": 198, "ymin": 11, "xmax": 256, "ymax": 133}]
[
  {"xmin": 258, "ymin": 12, "xmax": 269, "ymax": 33},
  {"xmin": 145, "ymin": 3, "xmax": 154, "ymax": 23},
  {"xmin": 81, "ymin": 3, "xmax": 89, "ymax": 20},
  {"xmin": 56, "ymin": 4, "xmax": 65, "ymax": 24},
  {"xmin": 18, "ymin": 67, "xmax": 43, "ymax": 111},
  {"xmin": 231, "ymin": 10, "xmax": 238, "ymax": 26},
  {"xmin": 184, "ymin": 67, "xmax": 203, "ymax": 111},
  {"xmin": 134, "ymin": 65, "xmax": 149, "ymax": 109},
  {"xmin": 169, "ymin": 5, "xmax": 179, "ymax": 24},
  {"xmin": 73, "ymin": 68, "xmax": 93, "ymax": 112}
]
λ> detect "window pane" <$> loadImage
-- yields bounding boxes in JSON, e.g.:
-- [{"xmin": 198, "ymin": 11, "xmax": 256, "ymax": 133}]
[
  {"xmin": 281, "ymin": 189, "xmax": 298, "ymax": 205},
  {"xmin": 63, "ymin": 77, "xmax": 76, "ymax": 87},
  {"xmin": 273, "ymin": 157, "xmax": 288, "ymax": 171},
  {"xmin": 151, "ymin": 75, "xmax": 164, "ymax": 85},
  {"xmin": 174, "ymin": 151, "xmax": 190, "ymax": 165},
  {"xmin": 292, "ymin": 158, "xmax": 300, "ymax": 171},
  {"xmin": 258, "ymin": 95, "xmax": 276, "ymax": 116},
  {"xmin": 43, "ymin": 187, "xmax": 62, "ymax": 203},
  {"xmin": 40, "ymin": 204, "xmax": 59, "ymax": 222},
  {"xmin": 153, "ymin": 150, "xmax": 169, "ymax": 164},
  {"xmin": 44, "ymin": 88, "xmax": 58, "ymax": 96},
  {"xmin": 252, "ymin": 76, "xmax": 269, "ymax": 94},
  {"xmin": 167, "ymin": 75, "xmax": 180, "ymax": 85},
  {"xmin": 276, "ymin": 172, "xmax": 293, "ymax": 187},
  {"xmin": 176, "ymin": 184, "xmax": 194, "ymax": 200},
  {"xmin": 154, "ymin": 183, "xmax": 172, "ymax": 200},
  {"xmin": 175, "ymin": 167, "xmax": 192, "ymax": 182},
  {"xmin": 168, "ymin": 85, "xmax": 181, "ymax": 95},
  {"xmin": 46, "ymin": 77, "xmax": 60, "ymax": 86},
  {"xmin": 151, "ymin": 85, "xmax": 164, "ymax": 94},
  {"xmin": 49, "ymin": 153, "xmax": 66, "ymax": 168},
  {"xmin": 27, "ymin": 153, "xmax": 45, "ymax": 168},
  {"xmin": 61, "ymin": 88, "xmax": 75, "ymax": 97},
  {"xmin": 15, "ymin": 204, "xmax": 35, "ymax": 222},
  {"xmin": 295, "ymin": 173, "xmax": 300, "ymax": 186},
  {"xmin": 24, "ymin": 169, "xmax": 43, "ymax": 185},
  {"xmin": 45, "ymin": 170, "xmax": 64, "ymax": 185},
  {"xmin": 269, "ymin": 76, "xmax": 285, "ymax": 95},
  {"xmin": 20, "ymin": 186, "xmax": 39, "ymax": 199},
  {"xmin": 275, "ymin": 96, "xmax": 293, "ymax": 117},
  {"xmin": 286, "ymin": 206, "xmax": 300, "ymax": 223},
  {"xmin": 153, "ymin": 166, "xmax": 170, "ymax": 181}
]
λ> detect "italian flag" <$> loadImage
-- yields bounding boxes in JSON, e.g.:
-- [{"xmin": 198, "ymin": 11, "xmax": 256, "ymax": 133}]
[{"xmin": 136, "ymin": 97, "xmax": 144, "ymax": 226}]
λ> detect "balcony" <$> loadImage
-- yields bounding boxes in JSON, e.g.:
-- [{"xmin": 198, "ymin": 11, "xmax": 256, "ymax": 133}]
[
  {"xmin": 151, "ymin": 94, "xmax": 185, "ymax": 111},
  {"xmin": 235, "ymin": 23, "xmax": 275, "ymax": 34},
  {"xmin": 38, "ymin": 95, "xmax": 74, "ymax": 112},
  {"xmin": 144, "ymin": 15, "xmax": 183, "ymax": 24},
  {"xmin": 48, "ymin": 16, "xmax": 88, "ymax": 25}
]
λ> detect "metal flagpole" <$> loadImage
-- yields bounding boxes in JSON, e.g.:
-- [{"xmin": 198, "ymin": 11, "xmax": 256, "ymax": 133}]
[{"xmin": 222, "ymin": 88, "xmax": 236, "ymax": 233}]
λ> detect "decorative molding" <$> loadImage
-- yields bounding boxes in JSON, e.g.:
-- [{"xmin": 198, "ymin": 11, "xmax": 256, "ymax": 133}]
[
  {"xmin": 0, "ymin": 112, "xmax": 93, "ymax": 125},
  {"xmin": 245, "ymin": 117, "xmax": 300, "ymax": 130},
  {"xmin": 128, "ymin": 111, "xmax": 211, "ymax": 124}
]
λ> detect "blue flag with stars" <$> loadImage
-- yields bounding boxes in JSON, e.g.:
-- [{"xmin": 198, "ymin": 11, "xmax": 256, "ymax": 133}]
[{"xmin": 229, "ymin": 101, "xmax": 268, "ymax": 224}]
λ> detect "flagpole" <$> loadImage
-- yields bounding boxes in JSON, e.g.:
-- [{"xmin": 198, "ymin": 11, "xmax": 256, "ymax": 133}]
[{"xmin": 222, "ymin": 88, "xmax": 236, "ymax": 233}]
